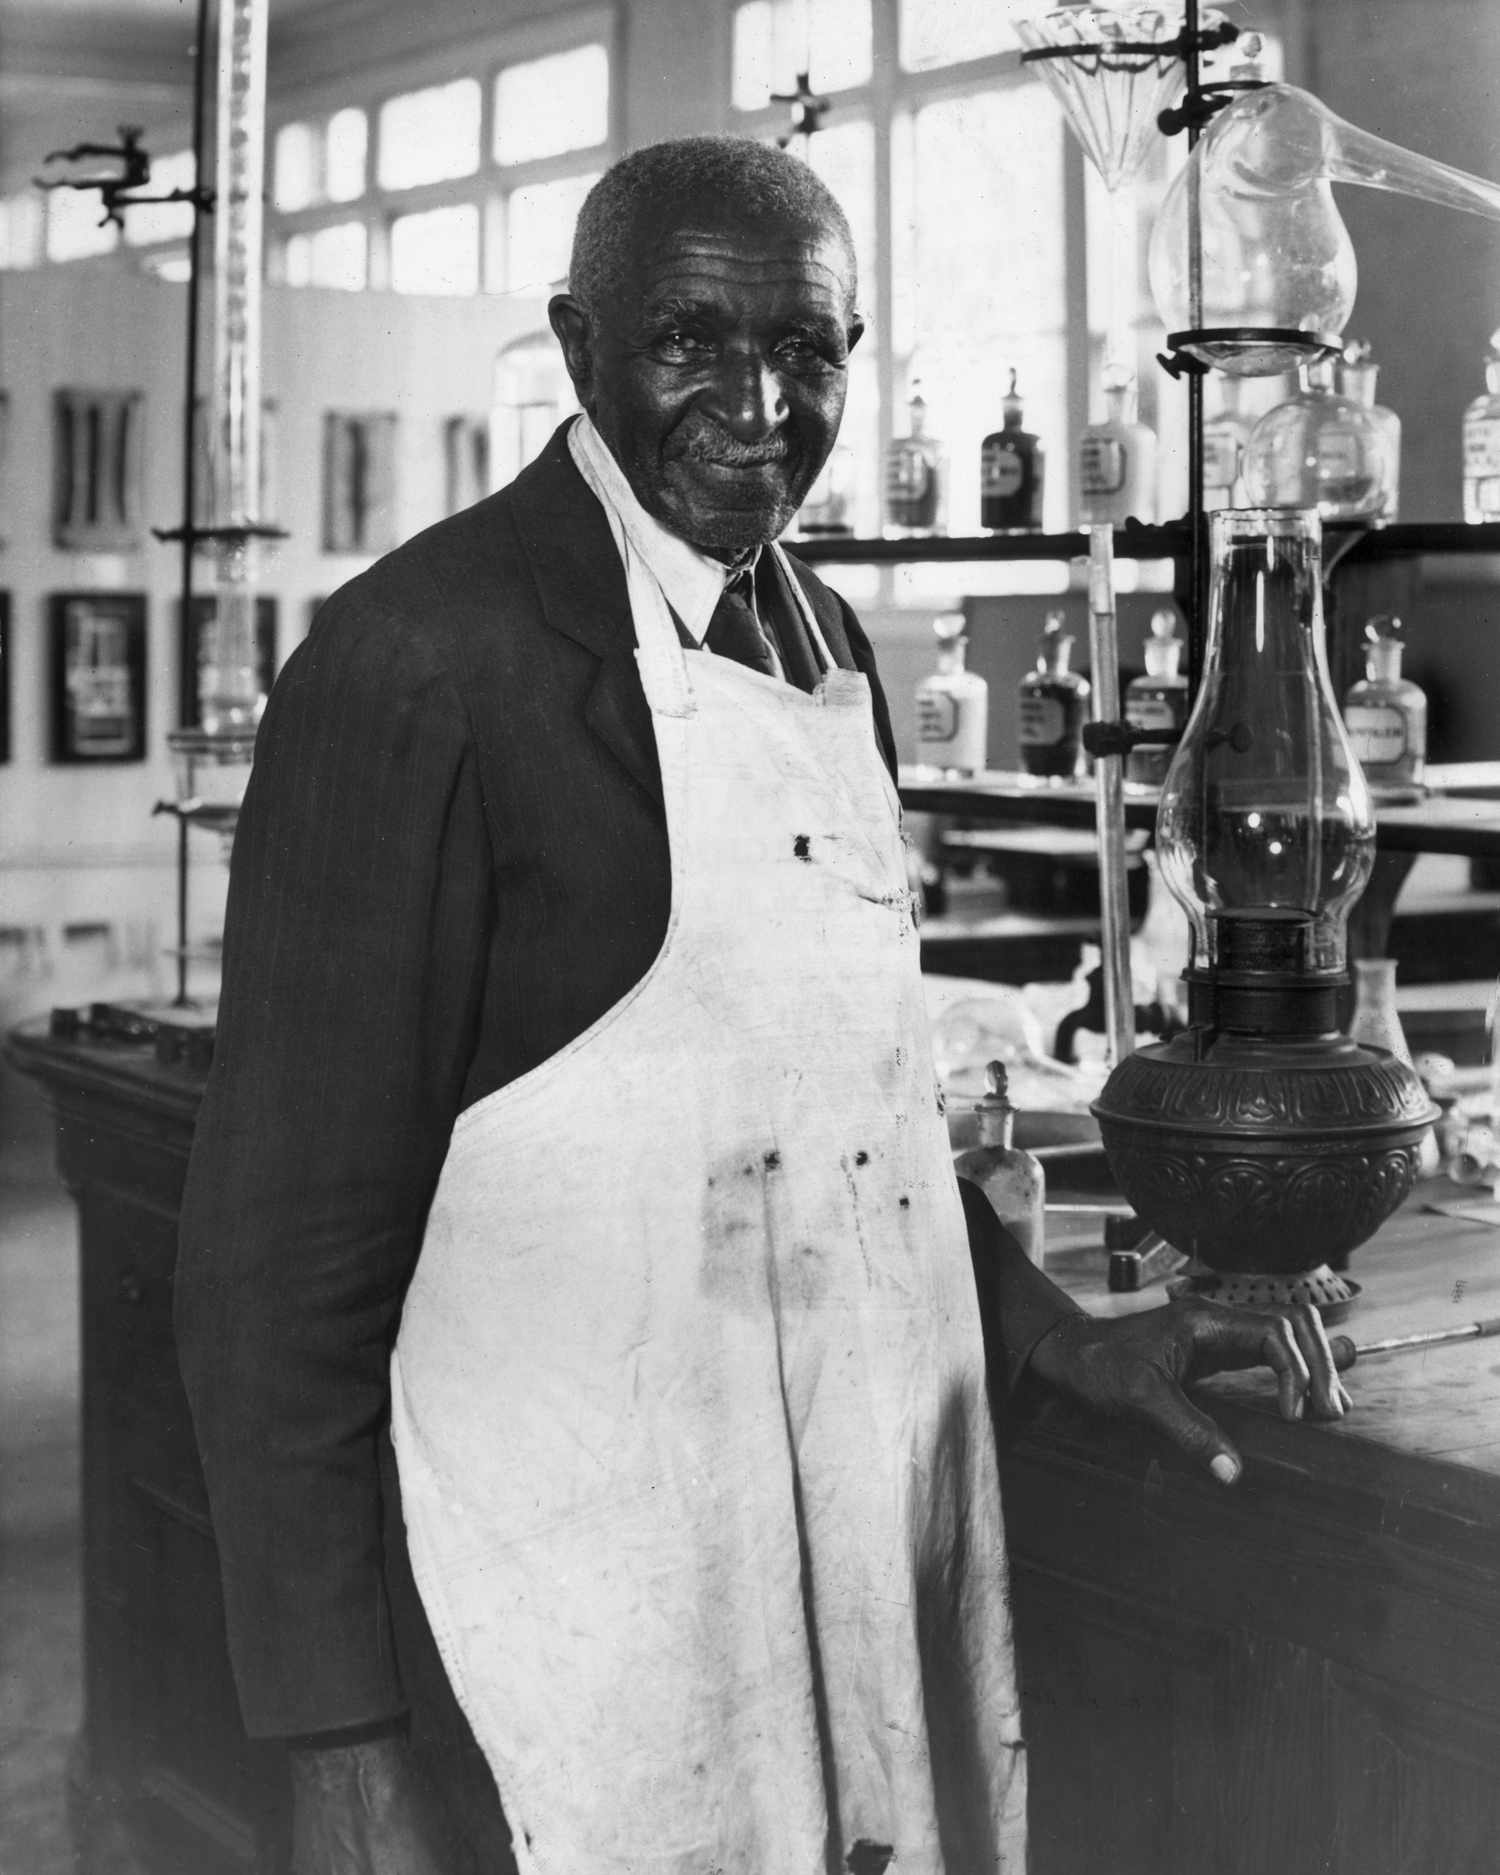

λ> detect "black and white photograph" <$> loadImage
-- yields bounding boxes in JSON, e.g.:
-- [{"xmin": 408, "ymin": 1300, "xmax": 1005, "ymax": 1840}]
[{"xmin": 4, "ymin": 5, "xmax": 1500, "ymax": 1875}]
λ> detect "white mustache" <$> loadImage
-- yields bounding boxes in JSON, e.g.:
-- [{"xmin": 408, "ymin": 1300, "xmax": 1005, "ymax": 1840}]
[{"xmin": 674, "ymin": 422, "xmax": 791, "ymax": 467}]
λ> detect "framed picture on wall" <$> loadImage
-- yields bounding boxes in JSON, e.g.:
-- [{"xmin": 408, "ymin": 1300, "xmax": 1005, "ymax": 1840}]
[
  {"xmin": 0, "ymin": 592, "xmax": 10, "ymax": 764},
  {"xmin": 49, "ymin": 591, "xmax": 148, "ymax": 764},
  {"xmin": 177, "ymin": 593, "xmax": 279, "ymax": 730}
]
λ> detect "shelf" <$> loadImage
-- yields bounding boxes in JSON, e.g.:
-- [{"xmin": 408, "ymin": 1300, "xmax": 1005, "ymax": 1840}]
[
  {"xmin": 788, "ymin": 519, "xmax": 1500, "ymax": 566},
  {"xmin": 899, "ymin": 764, "xmax": 1500, "ymax": 860}
]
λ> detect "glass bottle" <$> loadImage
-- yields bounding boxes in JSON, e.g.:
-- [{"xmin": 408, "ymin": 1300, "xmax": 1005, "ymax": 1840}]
[
  {"xmin": 1202, "ymin": 375, "xmax": 1252, "ymax": 511},
  {"xmin": 1348, "ymin": 958, "xmax": 1440, "ymax": 1174},
  {"xmin": 884, "ymin": 379, "xmax": 947, "ymax": 538},
  {"xmin": 980, "ymin": 368, "xmax": 1045, "ymax": 532},
  {"xmin": 914, "ymin": 611, "xmax": 988, "ymax": 776},
  {"xmin": 1018, "ymin": 611, "xmax": 1089, "ymax": 781},
  {"xmin": 1343, "ymin": 615, "xmax": 1427, "ymax": 799},
  {"xmin": 1339, "ymin": 341, "xmax": 1401, "ymax": 521},
  {"xmin": 794, "ymin": 442, "xmax": 856, "ymax": 537},
  {"xmin": 1242, "ymin": 352, "xmax": 1398, "ymax": 524},
  {"xmin": 1077, "ymin": 376, "xmax": 1157, "ymax": 526},
  {"xmin": 951, "ymin": 1061, "xmax": 1046, "ymax": 1267},
  {"xmin": 1124, "ymin": 608, "xmax": 1189, "ymax": 787},
  {"xmin": 1462, "ymin": 331, "xmax": 1500, "ymax": 523}
]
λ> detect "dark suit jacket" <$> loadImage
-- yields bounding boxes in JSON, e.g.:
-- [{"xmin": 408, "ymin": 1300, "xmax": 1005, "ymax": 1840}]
[{"xmin": 175, "ymin": 425, "xmax": 1076, "ymax": 1799}]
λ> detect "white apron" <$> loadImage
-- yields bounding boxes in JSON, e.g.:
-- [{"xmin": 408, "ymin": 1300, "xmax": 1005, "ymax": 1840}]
[{"xmin": 390, "ymin": 519, "xmax": 1026, "ymax": 1875}]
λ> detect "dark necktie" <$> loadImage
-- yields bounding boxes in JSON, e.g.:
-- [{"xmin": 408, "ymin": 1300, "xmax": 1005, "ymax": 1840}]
[{"xmin": 705, "ymin": 568, "xmax": 779, "ymax": 678}]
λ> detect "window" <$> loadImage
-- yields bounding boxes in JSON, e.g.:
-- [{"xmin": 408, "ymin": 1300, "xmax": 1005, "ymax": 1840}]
[
  {"xmin": 122, "ymin": 151, "xmax": 198, "ymax": 246},
  {"xmin": 274, "ymin": 110, "xmax": 369, "ymax": 212},
  {"xmin": 0, "ymin": 192, "xmax": 44, "ymax": 269},
  {"xmin": 732, "ymin": 0, "xmax": 873, "ymax": 110},
  {"xmin": 729, "ymin": 0, "xmax": 1287, "ymax": 596},
  {"xmin": 492, "ymin": 173, "xmax": 600, "ymax": 294},
  {"xmin": 45, "ymin": 186, "xmax": 119, "ymax": 263},
  {"xmin": 390, "ymin": 204, "xmax": 481, "ymax": 295},
  {"xmin": 284, "ymin": 221, "xmax": 369, "ymax": 291},
  {"xmin": 378, "ymin": 80, "xmax": 482, "ymax": 191},
  {"xmin": 493, "ymin": 45, "xmax": 610, "ymax": 165}
]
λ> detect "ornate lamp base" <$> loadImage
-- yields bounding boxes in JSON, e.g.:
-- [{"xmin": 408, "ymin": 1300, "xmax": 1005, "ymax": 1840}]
[{"xmin": 1167, "ymin": 1260, "xmax": 1361, "ymax": 1321}]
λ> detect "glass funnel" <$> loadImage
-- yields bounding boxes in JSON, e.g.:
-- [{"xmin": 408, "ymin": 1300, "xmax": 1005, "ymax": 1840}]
[
  {"xmin": 1151, "ymin": 82, "xmax": 1500, "ymax": 375},
  {"xmin": 1156, "ymin": 508, "xmax": 1375, "ymax": 990}
]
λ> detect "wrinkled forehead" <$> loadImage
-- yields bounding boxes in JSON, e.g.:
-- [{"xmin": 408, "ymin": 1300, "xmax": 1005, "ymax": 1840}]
[{"xmin": 627, "ymin": 193, "xmax": 857, "ymax": 318}]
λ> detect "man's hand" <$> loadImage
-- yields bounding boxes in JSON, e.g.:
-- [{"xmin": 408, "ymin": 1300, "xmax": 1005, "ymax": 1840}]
[
  {"xmin": 290, "ymin": 1732, "xmax": 463, "ymax": 1875},
  {"xmin": 1025, "ymin": 1297, "xmax": 1357, "ymax": 1485}
]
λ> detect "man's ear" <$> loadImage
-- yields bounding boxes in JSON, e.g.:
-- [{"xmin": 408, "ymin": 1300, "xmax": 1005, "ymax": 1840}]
[{"xmin": 548, "ymin": 294, "xmax": 595, "ymax": 408}]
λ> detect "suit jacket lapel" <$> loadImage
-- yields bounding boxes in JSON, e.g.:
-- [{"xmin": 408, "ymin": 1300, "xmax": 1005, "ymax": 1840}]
[{"xmin": 509, "ymin": 425, "xmax": 664, "ymax": 810}]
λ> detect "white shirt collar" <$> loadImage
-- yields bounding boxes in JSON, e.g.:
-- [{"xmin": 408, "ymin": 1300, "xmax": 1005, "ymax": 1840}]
[{"xmin": 568, "ymin": 414, "xmax": 757, "ymax": 645}]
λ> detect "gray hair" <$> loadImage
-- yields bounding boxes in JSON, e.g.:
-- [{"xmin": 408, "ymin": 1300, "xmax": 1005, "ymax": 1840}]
[{"xmin": 568, "ymin": 136, "xmax": 858, "ymax": 320}]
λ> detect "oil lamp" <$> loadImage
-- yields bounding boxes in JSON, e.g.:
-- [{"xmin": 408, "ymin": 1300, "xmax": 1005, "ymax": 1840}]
[{"xmin": 1093, "ymin": 510, "xmax": 1436, "ymax": 1313}]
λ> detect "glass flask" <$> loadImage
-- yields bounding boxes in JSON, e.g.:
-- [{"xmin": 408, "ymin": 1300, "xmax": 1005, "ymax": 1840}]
[
  {"xmin": 1149, "ymin": 82, "xmax": 1500, "ymax": 377},
  {"xmin": 1462, "ymin": 332, "xmax": 1500, "ymax": 523},
  {"xmin": 1242, "ymin": 352, "xmax": 1398, "ymax": 524},
  {"xmin": 1156, "ymin": 508, "xmax": 1375, "ymax": 987}
]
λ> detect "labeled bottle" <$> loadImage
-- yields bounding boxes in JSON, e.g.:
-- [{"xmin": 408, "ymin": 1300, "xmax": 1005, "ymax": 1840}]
[
  {"xmin": 794, "ymin": 441, "xmax": 856, "ymax": 536},
  {"xmin": 884, "ymin": 379, "xmax": 947, "ymax": 537},
  {"xmin": 1340, "ymin": 341, "xmax": 1402, "ymax": 522},
  {"xmin": 1018, "ymin": 611, "xmax": 1089, "ymax": 781},
  {"xmin": 980, "ymin": 368, "xmax": 1045, "ymax": 532},
  {"xmin": 1462, "ymin": 331, "xmax": 1500, "ymax": 524},
  {"xmin": 1124, "ymin": 608, "xmax": 1189, "ymax": 787},
  {"xmin": 1202, "ymin": 376, "xmax": 1252, "ymax": 511},
  {"xmin": 1078, "ymin": 376, "xmax": 1157, "ymax": 526},
  {"xmin": 915, "ymin": 611, "xmax": 988, "ymax": 776},
  {"xmin": 951, "ymin": 1060, "xmax": 1046, "ymax": 1267},
  {"xmin": 1343, "ymin": 615, "xmax": 1427, "ymax": 798},
  {"xmin": 1243, "ymin": 350, "xmax": 1398, "ymax": 523}
]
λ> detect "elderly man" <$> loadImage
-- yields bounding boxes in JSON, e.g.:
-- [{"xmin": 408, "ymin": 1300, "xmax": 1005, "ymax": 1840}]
[{"xmin": 176, "ymin": 137, "xmax": 1351, "ymax": 1875}]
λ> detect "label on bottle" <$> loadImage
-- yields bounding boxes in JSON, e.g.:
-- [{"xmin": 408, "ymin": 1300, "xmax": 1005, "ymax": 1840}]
[
  {"xmin": 981, "ymin": 438, "xmax": 1024, "ymax": 499},
  {"xmin": 1463, "ymin": 414, "xmax": 1500, "ymax": 475},
  {"xmin": 1079, "ymin": 434, "xmax": 1126, "ymax": 495},
  {"xmin": 1203, "ymin": 430, "xmax": 1241, "ymax": 492},
  {"xmin": 1315, "ymin": 432, "xmax": 1363, "ymax": 481},
  {"xmin": 1125, "ymin": 694, "xmax": 1181, "ymax": 733},
  {"xmin": 1019, "ymin": 693, "xmax": 1067, "ymax": 746},
  {"xmin": 1345, "ymin": 702, "xmax": 1408, "ymax": 767},
  {"xmin": 917, "ymin": 685, "xmax": 987, "ymax": 772}
]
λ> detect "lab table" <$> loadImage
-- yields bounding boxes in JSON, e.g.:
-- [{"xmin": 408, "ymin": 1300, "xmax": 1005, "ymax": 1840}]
[{"xmin": 9, "ymin": 1016, "xmax": 1500, "ymax": 1875}]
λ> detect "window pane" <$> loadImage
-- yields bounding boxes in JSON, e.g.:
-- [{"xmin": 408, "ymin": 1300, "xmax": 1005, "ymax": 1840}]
[
  {"xmin": 309, "ymin": 221, "xmax": 369, "ymax": 290},
  {"xmin": 46, "ymin": 186, "xmax": 120, "ymax": 261},
  {"xmin": 494, "ymin": 44, "xmax": 610, "ymax": 165},
  {"xmin": 900, "ymin": 0, "xmax": 1017, "ymax": 71},
  {"xmin": 123, "ymin": 150, "xmax": 197, "ymax": 245},
  {"xmin": 274, "ymin": 122, "xmax": 318, "ymax": 210},
  {"xmin": 378, "ymin": 79, "xmax": 481, "ymax": 190},
  {"xmin": 390, "ymin": 203, "xmax": 480, "ymax": 294},
  {"xmin": 503, "ymin": 172, "xmax": 598, "ymax": 292},
  {"xmin": 893, "ymin": 85, "xmax": 1068, "ymax": 533},
  {"xmin": 325, "ymin": 109, "xmax": 368, "ymax": 203},
  {"xmin": 732, "ymin": 0, "xmax": 872, "ymax": 110},
  {"xmin": 0, "ymin": 191, "xmax": 45, "ymax": 268},
  {"xmin": 284, "ymin": 232, "xmax": 312, "ymax": 286},
  {"xmin": 804, "ymin": 121, "xmax": 875, "ymax": 318}
]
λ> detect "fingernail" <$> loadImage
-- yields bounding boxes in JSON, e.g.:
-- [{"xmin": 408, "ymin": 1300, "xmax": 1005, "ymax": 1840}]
[{"xmin": 1210, "ymin": 1454, "xmax": 1240, "ymax": 1486}]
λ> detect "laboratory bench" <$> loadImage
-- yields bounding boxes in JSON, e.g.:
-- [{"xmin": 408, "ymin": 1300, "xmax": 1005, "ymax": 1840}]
[{"xmin": 9, "ymin": 1017, "xmax": 1500, "ymax": 1875}]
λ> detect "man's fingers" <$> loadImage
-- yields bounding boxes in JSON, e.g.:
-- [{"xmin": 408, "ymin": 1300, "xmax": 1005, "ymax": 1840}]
[{"xmin": 1130, "ymin": 1369, "xmax": 1243, "ymax": 1484}]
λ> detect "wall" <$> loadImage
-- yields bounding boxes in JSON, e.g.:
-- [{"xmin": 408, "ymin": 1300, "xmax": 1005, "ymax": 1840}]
[{"xmin": 0, "ymin": 269, "xmax": 544, "ymax": 1140}]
